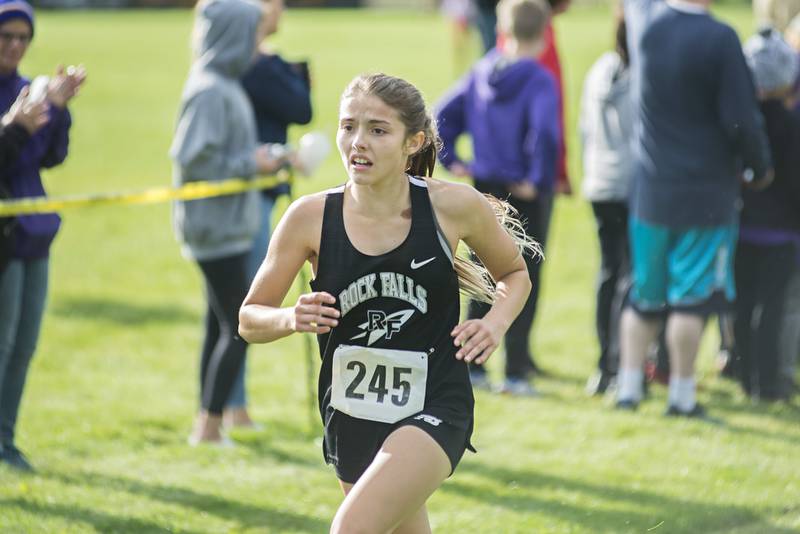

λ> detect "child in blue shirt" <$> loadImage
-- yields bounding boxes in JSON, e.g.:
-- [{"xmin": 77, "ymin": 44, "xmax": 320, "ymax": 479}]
[{"xmin": 436, "ymin": 0, "xmax": 559, "ymax": 396}]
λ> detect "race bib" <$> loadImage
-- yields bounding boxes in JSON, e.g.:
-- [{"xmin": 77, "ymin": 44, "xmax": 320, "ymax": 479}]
[{"xmin": 330, "ymin": 344, "xmax": 427, "ymax": 424}]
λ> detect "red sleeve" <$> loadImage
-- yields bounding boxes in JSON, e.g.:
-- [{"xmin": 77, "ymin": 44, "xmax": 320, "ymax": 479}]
[{"xmin": 538, "ymin": 23, "xmax": 570, "ymax": 190}]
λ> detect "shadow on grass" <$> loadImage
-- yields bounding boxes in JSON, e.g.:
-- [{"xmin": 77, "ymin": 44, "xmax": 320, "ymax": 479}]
[
  {"xmin": 701, "ymin": 387, "xmax": 800, "ymax": 444},
  {"xmin": 51, "ymin": 296, "xmax": 199, "ymax": 325},
  {"xmin": 242, "ymin": 439, "xmax": 323, "ymax": 468},
  {"xmin": 707, "ymin": 387, "xmax": 800, "ymax": 420},
  {"xmin": 536, "ymin": 368, "xmax": 587, "ymax": 388},
  {"xmin": 44, "ymin": 470, "xmax": 328, "ymax": 532},
  {"xmin": 225, "ymin": 419, "xmax": 324, "ymax": 467},
  {"xmin": 0, "ymin": 497, "xmax": 202, "ymax": 534},
  {"xmin": 445, "ymin": 462, "xmax": 796, "ymax": 534}
]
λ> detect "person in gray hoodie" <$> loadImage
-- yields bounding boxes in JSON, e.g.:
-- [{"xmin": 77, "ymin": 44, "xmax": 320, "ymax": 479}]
[
  {"xmin": 170, "ymin": 0, "xmax": 284, "ymax": 446},
  {"xmin": 579, "ymin": 16, "xmax": 633, "ymax": 396}
]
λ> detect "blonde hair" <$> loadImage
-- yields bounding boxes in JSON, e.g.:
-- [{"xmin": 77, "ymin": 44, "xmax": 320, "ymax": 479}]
[
  {"xmin": 457, "ymin": 196, "xmax": 542, "ymax": 304},
  {"xmin": 342, "ymin": 73, "xmax": 541, "ymax": 304},
  {"xmin": 497, "ymin": 0, "xmax": 551, "ymax": 43}
]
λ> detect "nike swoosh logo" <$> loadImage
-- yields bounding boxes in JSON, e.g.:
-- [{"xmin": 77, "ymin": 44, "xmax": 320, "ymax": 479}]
[{"xmin": 410, "ymin": 257, "xmax": 436, "ymax": 269}]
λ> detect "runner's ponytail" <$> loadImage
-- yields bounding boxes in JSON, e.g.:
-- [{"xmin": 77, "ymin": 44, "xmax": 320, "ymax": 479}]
[{"xmin": 455, "ymin": 196, "xmax": 542, "ymax": 304}]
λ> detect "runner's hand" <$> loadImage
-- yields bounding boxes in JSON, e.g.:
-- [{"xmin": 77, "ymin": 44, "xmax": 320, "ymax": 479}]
[
  {"xmin": 293, "ymin": 292, "xmax": 339, "ymax": 334},
  {"xmin": 451, "ymin": 318, "xmax": 502, "ymax": 364}
]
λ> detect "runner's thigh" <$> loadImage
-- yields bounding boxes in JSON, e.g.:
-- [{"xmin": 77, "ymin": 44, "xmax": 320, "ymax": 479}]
[{"xmin": 330, "ymin": 426, "xmax": 450, "ymax": 534}]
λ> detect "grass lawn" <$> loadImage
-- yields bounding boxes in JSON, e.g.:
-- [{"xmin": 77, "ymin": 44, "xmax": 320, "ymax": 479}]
[{"xmin": 1, "ymin": 5, "xmax": 799, "ymax": 533}]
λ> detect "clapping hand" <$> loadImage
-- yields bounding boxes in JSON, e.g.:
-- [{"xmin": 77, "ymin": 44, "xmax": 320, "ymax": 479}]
[
  {"xmin": 2, "ymin": 86, "xmax": 49, "ymax": 135},
  {"xmin": 47, "ymin": 64, "xmax": 87, "ymax": 109}
]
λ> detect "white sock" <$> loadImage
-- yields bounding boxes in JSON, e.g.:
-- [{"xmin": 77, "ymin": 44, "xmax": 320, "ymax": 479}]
[
  {"xmin": 618, "ymin": 368, "xmax": 643, "ymax": 402},
  {"xmin": 669, "ymin": 376, "xmax": 696, "ymax": 411}
]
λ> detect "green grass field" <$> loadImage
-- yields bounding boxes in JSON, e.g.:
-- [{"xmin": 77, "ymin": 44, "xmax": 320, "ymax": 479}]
[{"xmin": 1, "ymin": 5, "xmax": 799, "ymax": 533}]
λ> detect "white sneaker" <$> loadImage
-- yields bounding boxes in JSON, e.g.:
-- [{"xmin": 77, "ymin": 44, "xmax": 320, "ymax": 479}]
[
  {"xmin": 224, "ymin": 421, "xmax": 265, "ymax": 432},
  {"xmin": 496, "ymin": 377, "xmax": 539, "ymax": 397},
  {"xmin": 187, "ymin": 434, "xmax": 236, "ymax": 449},
  {"xmin": 469, "ymin": 371, "xmax": 492, "ymax": 391}
]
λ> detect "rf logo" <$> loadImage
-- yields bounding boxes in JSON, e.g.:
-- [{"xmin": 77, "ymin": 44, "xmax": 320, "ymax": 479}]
[
  {"xmin": 351, "ymin": 309, "xmax": 415, "ymax": 346},
  {"xmin": 367, "ymin": 310, "xmax": 403, "ymax": 339}
]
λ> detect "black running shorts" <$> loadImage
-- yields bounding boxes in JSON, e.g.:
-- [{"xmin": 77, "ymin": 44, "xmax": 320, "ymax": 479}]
[{"xmin": 323, "ymin": 407, "xmax": 475, "ymax": 484}]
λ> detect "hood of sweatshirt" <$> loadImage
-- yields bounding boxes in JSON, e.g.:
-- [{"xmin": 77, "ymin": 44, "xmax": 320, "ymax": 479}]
[
  {"xmin": 585, "ymin": 52, "xmax": 630, "ymax": 107},
  {"xmin": 194, "ymin": 0, "xmax": 262, "ymax": 79},
  {"xmin": 472, "ymin": 49, "xmax": 544, "ymax": 103}
]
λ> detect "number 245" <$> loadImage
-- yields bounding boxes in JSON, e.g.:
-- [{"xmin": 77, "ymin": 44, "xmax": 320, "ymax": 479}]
[{"xmin": 345, "ymin": 362, "xmax": 412, "ymax": 407}]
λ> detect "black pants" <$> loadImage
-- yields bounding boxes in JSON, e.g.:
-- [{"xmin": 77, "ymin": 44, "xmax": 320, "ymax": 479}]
[
  {"xmin": 474, "ymin": 5, "xmax": 497, "ymax": 53},
  {"xmin": 734, "ymin": 242, "xmax": 796, "ymax": 400},
  {"xmin": 591, "ymin": 201, "xmax": 630, "ymax": 375},
  {"xmin": 468, "ymin": 181, "xmax": 544, "ymax": 379},
  {"xmin": 197, "ymin": 252, "xmax": 250, "ymax": 415}
]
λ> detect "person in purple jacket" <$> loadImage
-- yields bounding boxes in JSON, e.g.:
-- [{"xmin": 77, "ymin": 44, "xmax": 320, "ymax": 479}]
[
  {"xmin": 0, "ymin": 0, "xmax": 85, "ymax": 471},
  {"xmin": 436, "ymin": 0, "xmax": 559, "ymax": 396}
]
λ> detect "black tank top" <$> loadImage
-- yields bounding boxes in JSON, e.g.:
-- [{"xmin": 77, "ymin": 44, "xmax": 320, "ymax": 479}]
[{"xmin": 311, "ymin": 176, "xmax": 474, "ymax": 425}]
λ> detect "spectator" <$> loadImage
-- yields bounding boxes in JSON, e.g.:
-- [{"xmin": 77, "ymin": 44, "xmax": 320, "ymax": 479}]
[
  {"xmin": 474, "ymin": 0, "xmax": 500, "ymax": 53},
  {"xmin": 170, "ymin": 0, "xmax": 284, "ymax": 446},
  {"xmin": 782, "ymin": 16, "xmax": 800, "ymax": 397},
  {"xmin": 223, "ymin": 0, "xmax": 313, "ymax": 431},
  {"xmin": 0, "ymin": 88, "xmax": 47, "ymax": 171},
  {"xmin": 778, "ymin": 253, "xmax": 800, "ymax": 398},
  {"xmin": 735, "ymin": 27, "xmax": 800, "ymax": 401},
  {"xmin": 787, "ymin": 13, "xmax": 800, "ymax": 45},
  {"xmin": 617, "ymin": 0, "xmax": 772, "ymax": 417},
  {"xmin": 441, "ymin": 0, "xmax": 475, "ymax": 76},
  {"xmin": 0, "ymin": 88, "xmax": 49, "ymax": 275},
  {"xmin": 0, "ymin": 0, "xmax": 86, "ymax": 471},
  {"xmin": 754, "ymin": 0, "xmax": 800, "ymax": 32},
  {"xmin": 437, "ymin": 0, "xmax": 559, "ymax": 395},
  {"xmin": 538, "ymin": 0, "xmax": 572, "ymax": 203},
  {"xmin": 580, "ymin": 15, "xmax": 633, "ymax": 396}
]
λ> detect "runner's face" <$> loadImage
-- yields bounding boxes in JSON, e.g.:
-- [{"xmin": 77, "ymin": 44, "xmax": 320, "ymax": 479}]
[
  {"xmin": 0, "ymin": 19, "xmax": 31, "ymax": 75},
  {"xmin": 337, "ymin": 94, "xmax": 413, "ymax": 186}
]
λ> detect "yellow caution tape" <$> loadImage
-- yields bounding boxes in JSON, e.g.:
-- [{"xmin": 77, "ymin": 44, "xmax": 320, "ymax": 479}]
[{"xmin": 0, "ymin": 174, "xmax": 288, "ymax": 217}]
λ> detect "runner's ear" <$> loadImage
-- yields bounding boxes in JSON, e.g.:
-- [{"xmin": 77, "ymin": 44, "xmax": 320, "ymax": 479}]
[{"xmin": 404, "ymin": 131, "xmax": 425, "ymax": 156}]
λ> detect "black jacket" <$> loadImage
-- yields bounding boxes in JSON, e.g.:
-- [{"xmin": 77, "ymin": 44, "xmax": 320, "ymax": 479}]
[
  {"xmin": 740, "ymin": 100, "xmax": 800, "ymax": 233},
  {"xmin": 0, "ymin": 122, "xmax": 31, "ymax": 273}
]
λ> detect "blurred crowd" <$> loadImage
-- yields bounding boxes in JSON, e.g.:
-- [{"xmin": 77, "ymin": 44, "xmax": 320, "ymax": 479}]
[{"xmin": 437, "ymin": 0, "xmax": 800, "ymax": 418}]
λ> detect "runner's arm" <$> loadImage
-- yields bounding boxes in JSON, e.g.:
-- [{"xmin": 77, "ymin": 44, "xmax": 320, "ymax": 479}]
[
  {"xmin": 239, "ymin": 194, "xmax": 339, "ymax": 343},
  {"xmin": 432, "ymin": 182, "xmax": 532, "ymax": 363}
]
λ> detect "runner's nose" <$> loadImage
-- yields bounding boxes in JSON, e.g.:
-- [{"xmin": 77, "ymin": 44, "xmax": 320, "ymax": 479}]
[{"xmin": 352, "ymin": 129, "xmax": 367, "ymax": 151}]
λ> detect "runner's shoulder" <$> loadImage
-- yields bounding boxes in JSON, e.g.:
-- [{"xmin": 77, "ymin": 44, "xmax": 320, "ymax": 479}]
[
  {"xmin": 424, "ymin": 177, "xmax": 486, "ymax": 220},
  {"xmin": 284, "ymin": 190, "xmax": 327, "ymax": 224},
  {"xmin": 276, "ymin": 191, "xmax": 328, "ymax": 253}
]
